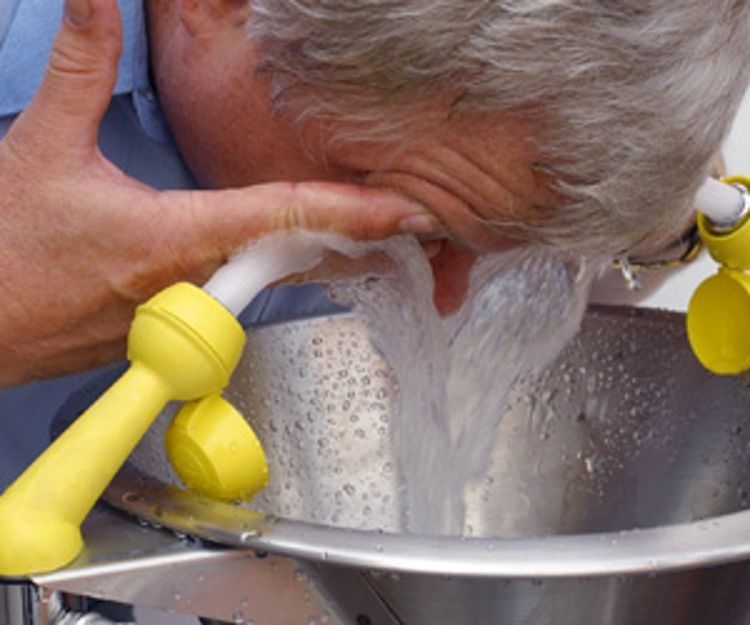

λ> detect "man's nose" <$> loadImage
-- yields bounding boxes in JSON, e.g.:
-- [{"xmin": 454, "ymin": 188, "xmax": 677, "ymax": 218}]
[{"xmin": 427, "ymin": 241, "xmax": 478, "ymax": 315}]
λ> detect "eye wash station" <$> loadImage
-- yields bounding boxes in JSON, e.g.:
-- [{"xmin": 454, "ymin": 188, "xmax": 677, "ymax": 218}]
[{"xmin": 3, "ymin": 175, "xmax": 750, "ymax": 625}]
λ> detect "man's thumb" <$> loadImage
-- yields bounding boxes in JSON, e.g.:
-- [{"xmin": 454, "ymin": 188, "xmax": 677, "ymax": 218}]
[{"xmin": 14, "ymin": 0, "xmax": 122, "ymax": 153}]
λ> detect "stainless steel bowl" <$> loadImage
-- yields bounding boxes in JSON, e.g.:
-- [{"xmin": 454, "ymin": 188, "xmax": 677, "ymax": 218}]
[{"xmin": 113, "ymin": 306, "xmax": 750, "ymax": 625}]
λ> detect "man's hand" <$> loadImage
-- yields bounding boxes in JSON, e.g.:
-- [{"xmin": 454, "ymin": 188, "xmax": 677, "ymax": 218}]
[{"xmin": 0, "ymin": 0, "xmax": 432, "ymax": 386}]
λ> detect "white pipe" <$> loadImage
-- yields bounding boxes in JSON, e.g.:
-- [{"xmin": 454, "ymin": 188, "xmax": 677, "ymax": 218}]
[
  {"xmin": 202, "ymin": 233, "xmax": 328, "ymax": 317},
  {"xmin": 694, "ymin": 178, "xmax": 746, "ymax": 227}
]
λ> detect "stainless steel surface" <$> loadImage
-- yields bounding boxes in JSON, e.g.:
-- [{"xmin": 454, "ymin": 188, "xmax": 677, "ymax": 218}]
[
  {"xmin": 106, "ymin": 467, "xmax": 750, "ymax": 577},
  {"xmin": 0, "ymin": 583, "xmax": 43, "ymax": 625},
  {"xmin": 360, "ymin": 566, "xmax": 750, "ymax": 625},
  {"xmin": 46, "ymin": 592, "xmax": 126, "ymax": 625},
  {"xmin": 34, "ymin": 508, "xmax": 334, "ymax": 624},
  {"xmin": 111, "ymin": 306, "xmax": 750, "ymax": 624},
  {"xmin": 34, "ymin": 507, "xmax": 396, "ymax": 625}
]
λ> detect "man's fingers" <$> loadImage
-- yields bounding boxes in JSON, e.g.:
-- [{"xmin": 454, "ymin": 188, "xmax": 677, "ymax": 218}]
[
  {"xmin": 8, "ymin": 0, "xmax": 122, "ymax": 155},
  {"xmin": 164, "ymin": 181, "xmax": 440, "ymax": 259}
]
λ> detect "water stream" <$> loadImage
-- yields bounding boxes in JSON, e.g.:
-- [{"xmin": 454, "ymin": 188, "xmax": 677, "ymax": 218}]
[
  {"xmin": 229, "ymin": 232, "xmax": 603, "ymax": 534},
  {"xmin": 324, "ymin": 237, "xmax": 602, "ymax": 534}
]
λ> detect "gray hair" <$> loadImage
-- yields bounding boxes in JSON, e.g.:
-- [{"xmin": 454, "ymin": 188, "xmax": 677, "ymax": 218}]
[{"xmin": 248, "ymin": 1, "xmax": 750, "ymax": 255}]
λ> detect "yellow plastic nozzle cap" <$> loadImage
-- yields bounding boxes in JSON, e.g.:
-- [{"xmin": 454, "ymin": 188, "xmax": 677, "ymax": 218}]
[
  {"xmin": 697, "ymin": 176, "xmax": 750, "ymax": 269},
  {"xmin": 165, "ymin": 394, "xmax": 269, "ymax": 502},
  {"xmin": 687, "ymin": 268, "xmax": 750, "ymax": 374}
]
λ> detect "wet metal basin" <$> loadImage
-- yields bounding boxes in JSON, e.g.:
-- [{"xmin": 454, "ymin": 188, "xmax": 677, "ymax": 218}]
[{"xmin": 113, "ymin": 306, "xmax": 750, "ymax": 625}]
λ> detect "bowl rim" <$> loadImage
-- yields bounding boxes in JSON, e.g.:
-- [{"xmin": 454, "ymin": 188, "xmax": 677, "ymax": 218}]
[{"xmin": 107, "ymin": 466, "xmax": 750, "ymax": 579}]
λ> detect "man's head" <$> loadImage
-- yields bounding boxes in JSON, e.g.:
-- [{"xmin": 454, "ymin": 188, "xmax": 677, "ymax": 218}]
[{"xmin": 147, "ymin": 0, "xmax": 750, "ymax": 259}]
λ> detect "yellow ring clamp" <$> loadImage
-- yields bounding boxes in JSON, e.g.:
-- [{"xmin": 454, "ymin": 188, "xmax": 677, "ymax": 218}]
[{"xmin": 688, "ymin": 175, "xmax": 750, "ymax": 374}]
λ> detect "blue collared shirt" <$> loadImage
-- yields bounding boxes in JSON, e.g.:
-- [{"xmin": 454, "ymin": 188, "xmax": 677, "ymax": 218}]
[
  {"xmin": 0, "ymin": 0, "xmax": 340, "ymax": 488},
  {"xmin": 0, "ymin": 0, "xmax": 194, "ymax": 186}
]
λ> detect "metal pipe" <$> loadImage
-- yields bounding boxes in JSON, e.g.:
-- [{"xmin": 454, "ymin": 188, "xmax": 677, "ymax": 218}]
[{"xmin": 0, "ymin": 583, "xmax": 43, "ymax": 625}]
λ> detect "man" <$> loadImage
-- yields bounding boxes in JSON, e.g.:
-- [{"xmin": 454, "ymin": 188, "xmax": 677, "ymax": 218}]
[
  {"xmin": 1, "ymin": 0, "xmax": 749, "ymax": 487},
  {"xmin": 0, "ymin": 0, "xmax": 441, "ymax": 486}
]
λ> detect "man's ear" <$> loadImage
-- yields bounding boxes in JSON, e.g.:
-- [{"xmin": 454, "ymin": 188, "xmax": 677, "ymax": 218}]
[{"xmin": 178, "ymin": 0, "xmax": 250, "ymax": 37}]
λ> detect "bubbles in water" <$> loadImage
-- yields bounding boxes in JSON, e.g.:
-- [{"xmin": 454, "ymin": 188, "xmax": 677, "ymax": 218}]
[{"xmin": 326, "ymin": 237, "xmax": 602, "ymax": 534}]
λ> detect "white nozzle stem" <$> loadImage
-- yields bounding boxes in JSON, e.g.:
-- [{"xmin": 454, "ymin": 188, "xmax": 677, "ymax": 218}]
[
  {"xmin": 202, "ymin": 233, "xmax": 327, "ymax": 317},
  {"xmin": 694, "ymin": 178, "xmax": 746, "ymax": 228}
]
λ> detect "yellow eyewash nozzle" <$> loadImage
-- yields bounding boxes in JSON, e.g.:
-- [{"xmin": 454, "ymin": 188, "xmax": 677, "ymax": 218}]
[
  {"xmin": 0, "ymin": 234, "xmax": 329, "ymax": 577},
  {"xmin": 687, "ymin": 175, "xmax": 750, "ymax": 375},
  {"xmin": 0, "ymin": 282, "xmax": 248, "ymax": 576},
  {"xmin": 697, "ymin": 175, "xmax": 750, "ymax": 269},
  {"xmin": 166, "ymin": 394, "xmax": 269, "ymax": 502}
]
